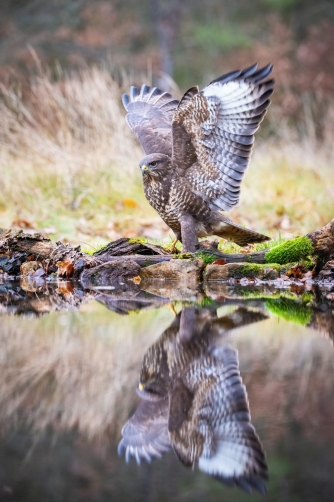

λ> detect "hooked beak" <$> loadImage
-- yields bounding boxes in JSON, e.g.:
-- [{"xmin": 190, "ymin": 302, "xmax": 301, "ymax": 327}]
[
  {"xmin": 138, "ymin": 382, "xmax": 145, "ymax": 391},
  {"xmin": 141, "ymin": 165, "xmax": 148, "ymax": 172}
]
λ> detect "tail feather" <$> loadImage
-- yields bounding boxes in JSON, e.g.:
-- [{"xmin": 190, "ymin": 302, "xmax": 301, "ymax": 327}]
[{"xmin": 213, "ymin": 215, "xmax": 270, "ymax": 247}]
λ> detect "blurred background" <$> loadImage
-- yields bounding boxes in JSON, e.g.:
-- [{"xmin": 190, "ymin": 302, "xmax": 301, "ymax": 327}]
[{"xmin": 0, "ymin": 0, "xmax": 333, "ymax": 248}]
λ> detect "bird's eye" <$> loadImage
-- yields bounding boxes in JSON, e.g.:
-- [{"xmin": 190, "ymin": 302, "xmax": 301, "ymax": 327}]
[{"xmin": 150, "ymin": 161, "xmax": 157, "ymax": 167}]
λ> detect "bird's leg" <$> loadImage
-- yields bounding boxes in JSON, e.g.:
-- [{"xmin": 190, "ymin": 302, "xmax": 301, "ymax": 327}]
[
  {"xmin": 178, "ymin": 307, "xmax": 196, "ymax": 343},
  {"xmin": 168, "ymin": 304, "xmax": 177, "ymax": 316},
  {"xmin": 166, "ymin": 237, "xmax": 179, "ymax": 253},
  {"xmin": 180, "ymin": 214, "xmax": 198, "ymax": 253}
]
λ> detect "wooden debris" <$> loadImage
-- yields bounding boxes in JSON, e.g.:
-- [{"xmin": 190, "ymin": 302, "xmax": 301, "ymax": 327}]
[{"xmin": 0, "ymin": 218, "xmax": 334, "ymax": 283}]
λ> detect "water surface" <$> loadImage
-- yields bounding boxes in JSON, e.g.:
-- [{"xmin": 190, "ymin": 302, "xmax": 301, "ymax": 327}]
[{"xmin": 0, "ymin": 279, "xmax": 333, "ymax": 502}]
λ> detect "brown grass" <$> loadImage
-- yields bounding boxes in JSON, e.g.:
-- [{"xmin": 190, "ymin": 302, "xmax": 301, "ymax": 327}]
[
  {"xmin": 0, "ymin": 306, "xmax": 333, "ymax": 443},
  {"xmin": 0, "ymin": 65, "xmax": 333, "ymax": 247},
  {"xmin": 0, "ymin": 306, "xmax": 173, "ymax": 438}
]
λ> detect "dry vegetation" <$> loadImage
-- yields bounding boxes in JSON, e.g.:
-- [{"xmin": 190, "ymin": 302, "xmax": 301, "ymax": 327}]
[
  {"xmin": 0, "ymin": 305, "xmax": 174, "ymax": 437},
  {"xmin": 0, "ymin": 66, "xmax": 333, "ymax": 249},
  {"xmin": 0, "ymin": 306, "xmax": 333, "ymax": 443}
]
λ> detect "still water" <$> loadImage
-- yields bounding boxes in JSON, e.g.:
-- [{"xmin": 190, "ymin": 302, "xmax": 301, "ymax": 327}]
[{"xmin": 0, "ymin": 279, "xmax": 334, "ymax": 502}]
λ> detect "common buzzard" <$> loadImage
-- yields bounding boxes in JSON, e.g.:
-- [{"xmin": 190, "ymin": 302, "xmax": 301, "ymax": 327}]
[
  {"xmin": 118, "ymin": 306, "xmax": 268, "ymax": 494},
  {"xmin": 122, "ymin": 63, "xmax": 274, "ymax": 252}
]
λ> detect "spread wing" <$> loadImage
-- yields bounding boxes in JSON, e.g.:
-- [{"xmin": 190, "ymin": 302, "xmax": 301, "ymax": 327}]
[
  {"xmin": 172, "ymin": 64, "xmax": 274, "ymax": 212},
  {"xmin": 118, "ymin": 397, "xmax": 170, "ymax": 463},
  {"xmin": 169, "ymin": 346, "xmax": 268, "ymax": 494},
  {"xmin": 122, "ymin": 85, "xmax": 179, "ymax": 156}
]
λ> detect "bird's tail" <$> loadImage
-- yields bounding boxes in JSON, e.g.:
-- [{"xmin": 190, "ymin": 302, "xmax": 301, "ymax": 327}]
[{"xmin": 212, "ymin": 214, "xmax": 270, "ymax": 247}]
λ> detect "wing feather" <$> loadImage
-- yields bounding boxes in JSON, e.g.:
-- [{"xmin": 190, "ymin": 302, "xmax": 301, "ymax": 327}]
[
  {"xmin": 118, "ymin": 397, "xmax": 170, "ymax": 464},
  {"xmin": 196, "ymin": 347, "xmax": 268, "ymax": 493},
  {"xmin": 122, "ymin": 84, "xmax": 179, "ymax": 156},
  {"xmin": 168, "ymin": 345, "xmax": 268, "ymax": 494},
  {"xmin": 172, "ymin": 64, "xmax": 274, "ymax": 211}
]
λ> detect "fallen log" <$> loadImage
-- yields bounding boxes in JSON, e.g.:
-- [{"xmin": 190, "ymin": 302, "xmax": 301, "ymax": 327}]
[{"xmin": 0, "ymin": 218, "xmax": 333, "ymax": 281}]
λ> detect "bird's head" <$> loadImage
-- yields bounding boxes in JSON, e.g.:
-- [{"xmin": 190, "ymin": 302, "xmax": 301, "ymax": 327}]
[
  {"xmin": 139, "ymin": 153, "xmax": 172, "ymax": 179},
  {"xmin": 136, "ymin": 376, "xmax": 168, "ymax": 401},
  {"xmin": 137, "ymin": 343, "xmax": 170, "ymax": 401}
]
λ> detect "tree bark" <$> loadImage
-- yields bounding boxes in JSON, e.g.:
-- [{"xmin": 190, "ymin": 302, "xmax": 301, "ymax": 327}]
[
  {"xmin": 307, "ymin": 218, "xmax": 334, "ymax": 272},
  {"xmin": 1, "ymin": 218, "xmax": 333, "ymax": 278}
]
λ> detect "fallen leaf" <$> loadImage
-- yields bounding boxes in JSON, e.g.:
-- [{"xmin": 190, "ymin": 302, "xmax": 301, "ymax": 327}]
[
  {"xmin": 122, "ymin": 198, "xmax": 137, "ymax": 208},
  {"xmin": 131, "ymin": 275, "xmax": 141, "ymax": 284},
  {"xmin": 20, "ymin": 261, "xmax": 40, "ymax": 276},
  {"xmin": 11, "ymin": 218, "xmax": 35, "ymax": 229},
  {"xmin": 286, "ymin": 264, "xmax": 305, "ymax": 279},
  {"xmin": 57, "ymin": 282, "xmax": 74, "ymax": 294},
  {"xmin": 57, "ymin": 260, "xmax": 74, "ymax": 278},
  {"xmin": 212, "ymin": 259, "xmax": 227, "ymax": 265},
  {"xmin": 290, "ymin": 284, "xmax": 305, "ymax": 295}
]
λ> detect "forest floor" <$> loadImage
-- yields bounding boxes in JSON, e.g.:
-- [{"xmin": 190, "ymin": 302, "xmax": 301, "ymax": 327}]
[{"xmin": 0, "ymin": 67, "xmax": 333, "ymax": 253}]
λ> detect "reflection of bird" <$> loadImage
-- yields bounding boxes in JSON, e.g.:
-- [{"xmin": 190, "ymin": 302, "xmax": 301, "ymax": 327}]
[
  {"xmin": 122, "ymin": 64, "xmax": 274, "ymax": 252},
  {"xmin": 118, "ymin": 307, "xmax": 268, "ymax": 493}
]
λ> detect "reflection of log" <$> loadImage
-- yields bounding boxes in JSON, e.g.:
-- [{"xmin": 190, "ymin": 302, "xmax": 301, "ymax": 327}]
[{"xmin": 308, "ymin": 310, "xmax": 334, "ymax": 340}]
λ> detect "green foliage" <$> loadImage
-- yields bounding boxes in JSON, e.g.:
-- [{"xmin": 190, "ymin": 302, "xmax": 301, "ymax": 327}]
[
  {"xmin": 263, "ymin": 0, "xmax": 302, "ymax": 12},
  {"xmin": 218, "ymin": 236, "xmax": 288, "ymax": 254},
  {"xmin": 265, "ymin": 237, "xmax": 314, "ymax": 265},
  {"xmin": 265, "ymin": 297, "xmax": 313, "ymax": 326},
  {"xmin": 238, "ymin": 263, "xmax": 281, "ymax": 278},
  {"xmin": 302, "ymin": 291, "xmax": 314, "ymax": 303},
  {"xmin": 218, "ymin": 240, "xmax": 242, "ymax": 254},
  {"xmin": 174, "ymin": 252, "xmax": 194, "ymax": 260},
  {"xmin": 193, "ymin": 23, "xmax": 252, "ymax": 52},
  {"xmin": 251, "ymin": 236, "xmax": 287, "ymax": 252},
  {"xmin": 82, "ymin": 244, "xmax": 106, "ymax": 255},
  {"xmin": 199, "ymin": 296, "xmax": 217, "ymax": 308},
  {"xmin": 194, "ymin": 251, "xmax": 218, "ymax": 264}
]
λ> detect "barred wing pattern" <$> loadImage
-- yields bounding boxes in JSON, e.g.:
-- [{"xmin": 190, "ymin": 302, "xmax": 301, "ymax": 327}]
[
  {"xmin": 169, "ymin": 346, "xmax": 268, "ymax": 494},
  {"xmin": 117, "ymin": 396, "xmax": 170, "ymax": 463},
  {"xmin": 122, "ymin": 85, "xmax": 179, "ymax": 156},
  {"xmin": 172, "ymin": 64, "xmax": 274, "ymax": 211},
  {"xmin": 118, "ymin": 343, "xmax": 268, "ymax": 494}
]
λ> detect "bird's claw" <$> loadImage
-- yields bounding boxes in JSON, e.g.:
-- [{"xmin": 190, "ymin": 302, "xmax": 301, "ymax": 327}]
[{"xmin": 166, "ymin": 238, "xmax": 179, "ymax": 254}]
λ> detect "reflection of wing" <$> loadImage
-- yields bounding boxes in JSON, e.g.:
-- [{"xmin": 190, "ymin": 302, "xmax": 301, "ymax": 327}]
[
  {"xmin": 177, "ymin": 306, "xmax": 268, "ymax": 343},
  {"xmin": 172, "ymin": 64, "xmax": 274, "ymax": 211},
  {"xmin": 169, "ymin": 346, "xmax": 268, "ymax": 494},
  {"xmin": 118, "ymin": 397, "xmax": 170, "ymax": 463},
  {"xmin": 211, "ymin": 306, "xmax": 268, "ymax": 335},
  {"xmin": 122, "ymin": 86, "xmax": 179, "ymax": 156}
]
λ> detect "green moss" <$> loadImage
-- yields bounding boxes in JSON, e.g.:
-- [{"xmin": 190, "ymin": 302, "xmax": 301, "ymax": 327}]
[
  {"xmin": 265, "ymin": 298, "xmax": 313, "ymax": 326},
  {"xmin": 128, "ymin": 237, "xmax": 149, "ymax": 244},
  {"xmin": 82, "ymin": 244, "xmax": 105, "ymax": 255},
  {"xmin": 199, "ymin": 296, "xmax": 217, "ymax": 308},
  {"xmin": 265, "ymin": 236, "xmax": 314, "ymax": 265},
  {"xmin": 194, "ymin": 251, "xmax": 218, "ymax": 264},
  {"xmin": 206, "ymin": 285, "xmax": 310, "ymax": 302},
  {"xmin": 239, "ymin": 263, "xmax": 281, "ymax": 278},
  {"xmin": 302, "ymin": 291, "xmax": 313, "ymax": 304},
  {"xmin": 174, "ymin": 252, "xmax": 194, "ymax": 260}
]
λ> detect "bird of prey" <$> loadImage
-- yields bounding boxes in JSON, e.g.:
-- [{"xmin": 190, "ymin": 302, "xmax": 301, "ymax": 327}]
[
  {"xmin": 118, "ymin": 306, "xmax": 268, "ymax": 494},
  {"xmin": 122, "ymin": 63, "xmax": 274, "ymax": 252}
]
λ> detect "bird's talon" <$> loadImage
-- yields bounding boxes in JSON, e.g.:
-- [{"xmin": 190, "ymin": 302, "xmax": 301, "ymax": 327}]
[{"xmin": 166, "ymin": 238, "xmax": 179, "ymax": 254}]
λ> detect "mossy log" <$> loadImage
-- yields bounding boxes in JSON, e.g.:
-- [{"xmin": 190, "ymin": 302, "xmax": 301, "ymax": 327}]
[
  {"xmin": 1, "ymin": 219, "xmax": 333, "ymax": 279},
  {"xmin": 307, "ymin": 218, "xmax": 334, "ymax": 272}
]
